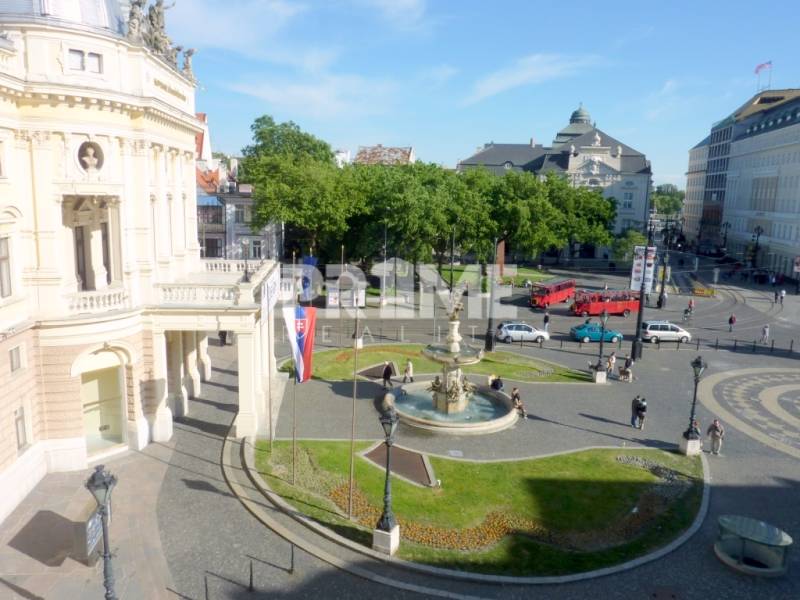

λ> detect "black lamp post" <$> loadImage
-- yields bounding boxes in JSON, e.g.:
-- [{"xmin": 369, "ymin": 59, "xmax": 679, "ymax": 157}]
[
  {"xmin": 85, "ymin": 465, "xmax": 118, "ymax": 600},
  {"xmin": 658, "ymin": 250, "xmax": 669, "ymax": 308},
  {"xmin": 751, "ymin": 226, "xmax": 764, "ymax": 268},
  {"xmin": 597, "ymin": 309, "xmax": 609, "ymax": 368},
  {"xmin": 376, "ymin": 407, "xmax": 399, "ymax": 532},
  {"xmin": 631, "ymin": 220, "xmax": 655, "ymax": 361},
  {"xmin": 683, "ymin": 355, "xmax": 707, "ymax": 440},
  {"xmin": 484, "ymin": 237, "xmax": 499, "ymax": 352},
  {"xmin": 241, "ymin": 238, "xmax": 250, "ymax": 283},
  {"xmin": 720, "ymin": 221, "xmax": 731, "ymax": 251}
]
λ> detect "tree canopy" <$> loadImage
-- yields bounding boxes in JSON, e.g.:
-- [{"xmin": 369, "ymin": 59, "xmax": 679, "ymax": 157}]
[{"xmin": 651, "ymin": 183, "xmax": 685, "ymax": 215}]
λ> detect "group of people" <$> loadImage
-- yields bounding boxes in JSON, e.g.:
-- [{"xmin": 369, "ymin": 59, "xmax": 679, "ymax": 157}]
[
  {"xmin": 630, "ymin": 395, "xmax": 648, "ymax": 429},
  {"xmin": 382, "ymin": 359, "xmax": 415, "ymax": 388},
  {"xmin": 630, "ymin": 396, "xmax": 726, "ymax": 454},
  {"xmin": 773, "ymin": 289, "xmax": 787, "ymax": 305}
]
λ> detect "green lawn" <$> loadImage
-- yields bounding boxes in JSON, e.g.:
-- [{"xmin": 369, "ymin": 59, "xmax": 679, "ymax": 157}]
[
  {"xmin": 280, "ymin": 343, "xmax": 589, "ymax": 383},
  {"xmin": 437, "ymin": 264, "xmax": 552, "ymax": 288},
  {"xmin": 255, "ymin": 442, "xmax": 703, "ymax": 576}
]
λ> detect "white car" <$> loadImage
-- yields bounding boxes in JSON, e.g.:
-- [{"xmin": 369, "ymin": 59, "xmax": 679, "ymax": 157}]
[
  {"xmin": 496, "ymin": 322, "xmax": 550, "ymax": 343},
  {"xmin": 641, "ymin": 320, "xmax": 692, "ymax": 344}
]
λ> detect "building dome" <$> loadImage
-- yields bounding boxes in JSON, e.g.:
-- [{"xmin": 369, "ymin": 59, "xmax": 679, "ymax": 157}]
[
  {"xmin": 0, "ymin": 0, "xmax": 127, "ymax": 36},
  {"xmin": 570, "ymin": 104, "xmax": 592, "ymax": 124}
]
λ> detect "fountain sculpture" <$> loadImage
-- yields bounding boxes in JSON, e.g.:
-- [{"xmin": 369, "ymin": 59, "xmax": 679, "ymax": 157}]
[{"xmin": 393, "ymin": 301, "xmax": 516, "ymax": 434}]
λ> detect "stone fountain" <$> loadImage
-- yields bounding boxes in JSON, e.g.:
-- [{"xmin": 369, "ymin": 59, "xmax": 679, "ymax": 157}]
[{"xmin": 392, "ymin": 301, "xmax": 516, "ymax": 434}]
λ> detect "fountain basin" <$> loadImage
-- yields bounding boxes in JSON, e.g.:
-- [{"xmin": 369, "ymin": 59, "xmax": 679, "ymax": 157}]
[{"xmin": 393, "ymin": 381, "xmax": 517, "ymax": 435}]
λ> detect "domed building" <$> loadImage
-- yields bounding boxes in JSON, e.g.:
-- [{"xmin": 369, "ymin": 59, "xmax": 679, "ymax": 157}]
[
  {"xmin": 457, "ymin": 105, "xmax": 653, "ymax": 241},
  {"xmin": 0, "ymin": 1, "xmax": 279, "ymax": 522}
]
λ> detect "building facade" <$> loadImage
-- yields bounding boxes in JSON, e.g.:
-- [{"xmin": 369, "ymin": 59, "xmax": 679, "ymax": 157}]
[
  {"xmin": 724, "ymin": 91, "xmax": 800, "ymax": 275},
  {"xmin": 0, "ymin": 1, "xmax": 280, "ymax": 524},
  {"xmin": 457, "ymin": 106, "xmax": 652, "ymax": 236},
  {"xmin": 683, "ymin": 136, "xmax": 709, "ymax": 243}
]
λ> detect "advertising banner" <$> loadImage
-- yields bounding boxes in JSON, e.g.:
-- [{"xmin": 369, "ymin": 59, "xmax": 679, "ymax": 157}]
[
  {"xmin": 630, "ymin": 246, "xmax": 657, "ymax": 293},
  {"xmin": 282, "ymin": 305, "xmax": 317, "ymax": 382}
]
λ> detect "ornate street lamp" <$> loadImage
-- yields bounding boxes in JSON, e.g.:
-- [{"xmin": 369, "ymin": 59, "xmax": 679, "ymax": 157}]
[
  {"xmin": 241, "ymin": 238, "xmax": 251, "ymax": 282},
  {"xmin": 631, "ymin": 220, "xmax": 656, "ymax": 361},
  {"xmin": 373, "ymin": 406, "xmax": 400, "ymax": 554},
  {"xmin": 597, "ymin": 309, "xmax": 610, "ymax": 369},
  {"xmin": 720, "ymin": 221, "xmax": 731, "ymax": 251},
  {"xmin": 484, "ymin": 237, "xmax": 499, "ymax": 352},
  {"xmin": 751, "ymin": 226, "xmax": 764, "ymax": 268},
  {"xmin": 85, "ymin": 465, "xmax": 118, "ymax": 600},
  {"xmin": 680, "ymin": 356, "xmax": 707, "ymax": 455},
  {"xmin": 658, "ymin": 250, "xmax": 670, "ymax": 308}
]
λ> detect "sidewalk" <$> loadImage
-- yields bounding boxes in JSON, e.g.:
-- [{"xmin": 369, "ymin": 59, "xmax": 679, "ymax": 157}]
[{"xmin": 0, "ymin": 439, "xmax": 175, "ymax": 599}]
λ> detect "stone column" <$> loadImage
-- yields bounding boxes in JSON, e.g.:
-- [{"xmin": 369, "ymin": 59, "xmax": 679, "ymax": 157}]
[
  {"xmin": 234, "ymin": 331, "xmax": 258, "ymax": 438},
  {"xmin": 183, "ymin": 331, "xmax": 201, "ymax": 398},
  {"xmin": 196, "ymin": 333, "xmax": 211, "ymax": 381},
  {"xmin": 167, "ymin": 331, "xmax": 188, "ymax": 417},
  {"xmin": 88, "ymin": 223, "xmax": 108, "ymax": 290},
  {"xmin": 150, "ymin": 330, "xmax": 173, "ymax": 442}
]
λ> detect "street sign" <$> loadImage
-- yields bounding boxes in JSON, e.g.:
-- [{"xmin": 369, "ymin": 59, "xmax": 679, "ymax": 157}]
[{"xmin": 630, "ymin": 246, "xmax": 657, "ymax": 293}]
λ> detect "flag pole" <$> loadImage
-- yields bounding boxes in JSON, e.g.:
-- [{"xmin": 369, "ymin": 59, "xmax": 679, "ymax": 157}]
[
  {"xmin": 291, "ymin": 250, "xmax": 297, "ymax": 486},
  {"xmin": 348, "ymin": 291, "xmax": 360, "ymax": 519}
]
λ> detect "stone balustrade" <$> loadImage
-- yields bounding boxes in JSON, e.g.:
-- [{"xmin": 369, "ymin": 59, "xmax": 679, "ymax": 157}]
[
  {"xmin": 202, "ymin": 258, "xmax": 266, "ymax": 273},
  {"xmin": 67, "ymin": 287, "xmax": 129, "ymax": 315},
  {"xmin": 157, "ymin": 284, "xmax": 241, "ymax": 306}
]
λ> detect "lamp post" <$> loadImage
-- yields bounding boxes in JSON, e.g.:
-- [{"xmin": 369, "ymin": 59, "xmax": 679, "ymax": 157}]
[
  {"xmin": 597, "ymin": 309, "xmax": 609, "ymax": 368},
  {"xmin": 372, "ymin": 406, "xmax": 400, "ymax": 555},
  {"xmin": 484, "ymin": 237, "xmax": 499, "ymax": 352},
  {"xmin": 751, "ymin": 226, "xmax": 764, "ymax": 268},
  {"xmin": 658, "ymin": 250, "xmax": 669, "ymax": 308},
  {"xmin": 631, "ymin": 220, "xmax": 655, "ymax": 361},
  {"xmin": 720, "ymin": 221, "xmax": 731, "ymax": 251},
  {"xmin": 449, "ymin": 224, "xmax": 456, "ymax": 293},
  {"xmin": 85, "ymin": 465, "xmax": 118, "ymax": 600},
  {"xmin": 241, "ymin": 238, "xmax": 250, "ymax": 283},
  {"xmin": 680, "ymin": 356, "xmax": 707, "ymax": 456}
]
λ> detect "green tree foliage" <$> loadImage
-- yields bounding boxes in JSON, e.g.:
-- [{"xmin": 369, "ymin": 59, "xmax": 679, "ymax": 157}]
[
  {"xmin": 651, "ymin": 183, "xmax": 685, "ymax": 215},
  {"xmin": 612, "ymin": 228, "xmax": 648, "ymax": 261},
  {"xmin": 241, "ymin": 115, "xmax": 334, "ymax": 165}
]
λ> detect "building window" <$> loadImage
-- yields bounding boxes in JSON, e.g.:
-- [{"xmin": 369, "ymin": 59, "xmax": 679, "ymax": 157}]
[
  {"xmin": 622, "ymin": 200, "xmax": 633, "ymax": 209},
  {"xmin": 251, "ymin": 239, "xmax": 262, "ymax": 259},
  {"xmin": 10, "ymin": 345, "xmax": 21, "ymax": 372},
  {"xmin": 15, "ymin": 405, "xmax": 29, "ymax": 452},
  {"xmin": 234, "ymin": 205, "xmax": 246, "ymax": 224},
  {"xmin": 0, "ymin": 236, "xmax": 11, "ymax": 298},
  {"xmin": 503, "ymin": 161, "xmax": 513, "ymax": 170},
  {"xmin": 68, "ymin": 49, "xmax": 84, "ymax": 70},
  {"xmin": 86, "ymin": 52, "xmax": 102, "ymax": 73}
]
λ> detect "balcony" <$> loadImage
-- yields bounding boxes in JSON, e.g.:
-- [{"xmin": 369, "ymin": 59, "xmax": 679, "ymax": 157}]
[{"xmin": 66, "ymin": 286, "xmax": 130, "ymax": 315}]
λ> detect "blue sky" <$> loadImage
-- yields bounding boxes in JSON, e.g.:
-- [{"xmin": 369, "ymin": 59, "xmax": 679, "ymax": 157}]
[{"xmin": 170, "ymin": 0, "xmax": 800, "ymax": 186}]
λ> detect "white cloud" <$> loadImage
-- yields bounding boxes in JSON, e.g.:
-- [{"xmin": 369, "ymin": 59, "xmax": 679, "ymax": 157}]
[
  {"xmin": 357, "ymin": 0, "xmax": 429, "ymax": 30},
  {"xmin": 466, "ymin": 54, "xmax": 602, "ymax": 104},
  {"xmin": 644, "ymin": 78, "xmax": 683, "ymax": 120},
  {"xmin": 169, "ymin": 0, "xmax": 337, "ymax": 71},
  {"xmin": 230, "ymin": 73, "xmax": 397, "ymax": 119}
]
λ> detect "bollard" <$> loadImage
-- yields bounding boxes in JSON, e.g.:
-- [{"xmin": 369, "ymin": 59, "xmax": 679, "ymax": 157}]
[
  {"xmin": 249, "ymin": 559, "xmax": 254, "ymax": 592},
  {"xmin": 560, "ymin": 339, "xmax": 563, "ymax": 349},
  {"xmin": 734, "ymin": 339, "xmax": 737, "ymax": 351},
  {"xmin": 205, "ymin": 574, "xmax": 209, "ymax": 600},
  {"xmin": 290, "ymin": 542, "xmax": 295, "ymax": 574},
  {"xmin": 657, "ymin": 339, "xmax": 661, "ymax": 350},
  {"xmin": 618, "ymin": 338, "xmax": 622, "ymax": 349},
  {"xmin": 696, "ymin": 338, "xmax": 700, "ymax": 351},
  {"xmin": 539, "ymin": 338, "xmax": 543, "ymax": 349},
  {"xmin": 676, "ymin": 340, "xmax": 681, "ymax": 351},
  {"xmin": 791, "ymin": 339, "xmax": 794, "ymax": 354},
  {"xmin": 715, "ymin": 337, "xmax": 719, "ymax": 351},
  {"xmin": 771, "ymin": 339, "xmax": 775, "ymax": 353},
  {"xmin": 752, "ymin": 340, "xmax": 757, "ymax": 353},
  {"xmin": 521, "ymin": 337, "xmax": 524, "ymax": 349}
]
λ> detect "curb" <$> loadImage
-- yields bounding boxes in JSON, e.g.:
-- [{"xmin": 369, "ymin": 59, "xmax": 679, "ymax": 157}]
[{"xmin": 239, "ymin": 441, "xmax": 711, "ymax": 586}]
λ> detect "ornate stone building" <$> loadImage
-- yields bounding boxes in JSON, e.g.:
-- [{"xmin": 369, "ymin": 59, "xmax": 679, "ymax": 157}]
[
  {"xmin": 0, "ymin": 1, "xmax": 280, "ymax": 523},
  {"xmin": 458, "ymin": 106, "xmax": 653, "ymax": 236}
]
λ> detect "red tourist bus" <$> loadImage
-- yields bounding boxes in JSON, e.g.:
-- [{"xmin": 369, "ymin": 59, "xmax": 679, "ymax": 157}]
[
  {"xmin": 530, "ymin": 279, "xmax": 576, "ymax": 309},
  {"xmin": 571, "ymin": 289, "xmax": 640, "ymax": 317}
]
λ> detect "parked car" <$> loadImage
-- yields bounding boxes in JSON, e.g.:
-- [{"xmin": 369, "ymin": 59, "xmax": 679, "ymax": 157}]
[
  {"xmin": 496, "ymin": 322, "xmax": 550, "ymax": 343},
  {"xmin": 570, "ymin": 323, "xmax": 623, "ymax": 343},
  {"xmin": 641, "ymin": 321, "xmax": 691, "ymax": 344}
]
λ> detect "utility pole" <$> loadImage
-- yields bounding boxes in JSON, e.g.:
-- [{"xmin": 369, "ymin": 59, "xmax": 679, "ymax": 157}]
[
  {"xmin": 484, "ymin": 237, "xmax": 498, "ymax": 352},
  {"xmin": 631, "ymin": 221, "xmax": 655, "ymax": 361}
]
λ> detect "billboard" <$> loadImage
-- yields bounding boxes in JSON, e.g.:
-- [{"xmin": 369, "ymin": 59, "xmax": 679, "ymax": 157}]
[{"xmin": 630, "ymin": 246, "xmax": 657, "ymax": 293}]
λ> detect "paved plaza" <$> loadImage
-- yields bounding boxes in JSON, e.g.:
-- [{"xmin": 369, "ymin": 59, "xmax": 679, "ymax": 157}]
[{"xmin": 0, "ymin": 269, "xmax": 798, "ymax": 599}]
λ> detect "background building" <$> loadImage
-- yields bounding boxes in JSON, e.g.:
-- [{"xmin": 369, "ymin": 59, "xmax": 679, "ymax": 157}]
[
  {"xmin": 457, "ymin": 106, "xmax": 652, "ymax": 237},
  {"xmin": 0, "ymin": 0, "xmax": 279, "ymax": 523},
  {"xmin": 683, "ymin": 136, "xmax": 709, "ymax": 244},
  {"xmin": 354, "ymin": 144, "xmax": 415, "ymax": 165}
]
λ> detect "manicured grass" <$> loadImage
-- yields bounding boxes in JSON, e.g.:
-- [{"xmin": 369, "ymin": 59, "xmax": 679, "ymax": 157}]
[
  {"xmin": 255, "ymin": 442, "xmax": 703, "ymax": 576},
  {"xmin": 280, "ymin": 343, "xmax": 589, "ymax": 383},
  {"xmin": 437, "ymin": 264, "xmax": 552, "ymax": 288}
]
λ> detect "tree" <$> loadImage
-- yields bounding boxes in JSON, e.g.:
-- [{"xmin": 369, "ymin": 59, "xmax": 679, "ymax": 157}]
[
  {"xmin": 240, "ymin": 115, "xmax": 334, "ymax": 166},
  {"xmin": 651, "ymin": 184, "xmax": 685, "ymax": 215},
  {"xmin": 612, "ymin": 228, "xmax": 648, "ymax": 261}
]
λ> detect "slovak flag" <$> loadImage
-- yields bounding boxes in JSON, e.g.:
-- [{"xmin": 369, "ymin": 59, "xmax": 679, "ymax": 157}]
[
  {"xmin": 754, "ymin": 61, "xmax": 772, "ymax": 74},
  {"xmin": 282, "ymin": 305, "xmax": 317, "ymax": 382}
]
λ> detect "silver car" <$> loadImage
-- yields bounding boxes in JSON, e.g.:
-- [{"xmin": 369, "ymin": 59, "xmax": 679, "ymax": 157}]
[
  {"xmin": 641, "ymin": 320, "xmax": 692, "ymax": 344},
  {"xmin": 496, "ymin": 322, "xmax": 550, "ymax": 343}
]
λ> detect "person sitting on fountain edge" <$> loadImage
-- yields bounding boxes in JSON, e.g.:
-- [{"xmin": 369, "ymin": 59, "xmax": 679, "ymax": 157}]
[
  {"xmin": 511, "ymin": 387, "xmax": 527, "ymax": 418},
  {"xmin": 491, "ymin": 375, "xmax": 504, "ymax": 391}
]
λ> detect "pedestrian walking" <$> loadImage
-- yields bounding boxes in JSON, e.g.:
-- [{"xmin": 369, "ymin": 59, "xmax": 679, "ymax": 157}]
[
  {"xmin": 511, "ymin": 387, "xmax": 527, "ymax": 418},
  {"xmin": 728, "ymin": 313, "xmax": 736, "ymax": 332},
  {"xmin": 771, "ymin": 274, "xmax": 776, "ymax": 287},
  {"xmin": 706, "ymin": 419, "xmax": 725, "ymax": 455},
  {"xmin": 604, "ymin": 283, "xmax": 609, "ymax": 291},
  {"xmin": 606, "ymin": 351, "xmax": 616, "ymax": 376},
  {"xmin": 543, "ymin": 310, "xmax": 550, "ymax": 333},
  {"xmin": 780, "ymin": 289, "xmax": 786, "ymax": 305},
  {"xmin": 630, "ymin": 395, "xmax": 641, "ymax": 427},
  {"xmin": 619, "ymin": 354, "xmax": 634, "ymax": 382},
  {"xmin": 760, "ymin": 324, "xmax": 770, "ymax": 344},
  {"xmin": 636, "ymin": 397, "xmax": 648, "ymax": 430},
  {"xmin": 382, "ymin": 361, "xmax": 393, "ymax": 388},
  {"xmin": 402, "ymin": 359, "xmax": 414, "ymax": 383},
  {"xmin": 218, "ymin": 330, "xmax": 227, "ymax": 346},
  {"xmin": 774, "ymin": 290, "xmax": 779, "ymax": 304},
  {"xmin": 688, "ymin": 298, "xmax": 695, "ymax": 312}
]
